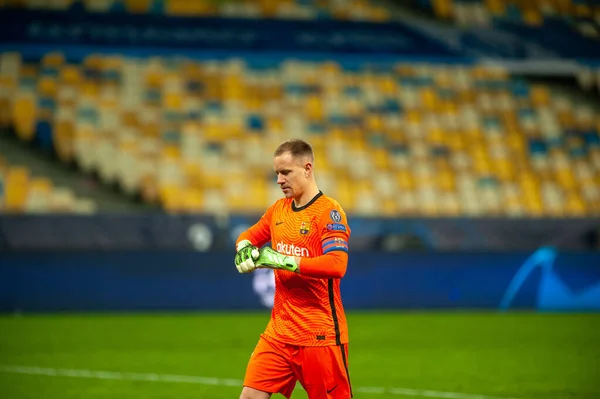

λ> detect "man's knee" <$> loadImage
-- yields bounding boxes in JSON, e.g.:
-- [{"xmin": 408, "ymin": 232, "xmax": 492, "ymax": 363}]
[{"xmin": 240, "ymin": 386, "xmax": 271, "ymax": 399}]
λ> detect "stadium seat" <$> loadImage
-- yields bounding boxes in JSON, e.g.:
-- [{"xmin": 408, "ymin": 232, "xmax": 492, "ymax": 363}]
[
  {"xmin": 4, "ymin": 51, "xmax": 600, "ymax": 216},
  {"xmin": 0, "ymin": 155, "xmax": 100, "ymax": 214}
]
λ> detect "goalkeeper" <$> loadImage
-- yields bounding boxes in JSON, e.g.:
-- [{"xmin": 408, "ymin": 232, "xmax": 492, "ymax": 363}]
[{"xmin": 234, "ymin": 138, "xmax": 352, "ymax": 399}]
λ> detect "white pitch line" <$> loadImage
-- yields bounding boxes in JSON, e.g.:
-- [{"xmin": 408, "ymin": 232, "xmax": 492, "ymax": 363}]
[{"xmin": 0, "ymin": 365, "xmax": 523, "ymax": 399}]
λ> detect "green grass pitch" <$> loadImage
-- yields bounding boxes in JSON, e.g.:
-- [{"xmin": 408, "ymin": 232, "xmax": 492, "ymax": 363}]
[{"xmin": 0, "ymin": 312, "xmax": 599, "ymax": 399}]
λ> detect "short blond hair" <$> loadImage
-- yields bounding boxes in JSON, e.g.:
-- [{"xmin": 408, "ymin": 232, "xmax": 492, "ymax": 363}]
[{"xmin": 274, "ymin": 139, "xmax": 314, "ymax": 163}]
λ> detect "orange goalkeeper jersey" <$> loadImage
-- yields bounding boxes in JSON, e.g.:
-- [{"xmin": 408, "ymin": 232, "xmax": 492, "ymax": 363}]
[{"xmin": 238, "ymin": 191, "xmax": 351, "ymax": 347}]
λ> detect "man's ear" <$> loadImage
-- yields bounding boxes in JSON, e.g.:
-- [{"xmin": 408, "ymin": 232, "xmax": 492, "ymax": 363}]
[{"xmin": 304, "ymin": 161, "xmax": 313, "ymax": 178}]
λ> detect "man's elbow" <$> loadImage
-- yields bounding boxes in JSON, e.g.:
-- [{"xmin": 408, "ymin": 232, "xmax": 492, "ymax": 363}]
[
  {"xmin": 331, "ymin": 256, "xmax": 348, "ymax": 278},
  {"xmin": 331, "ymin": 266, "xmax": 347, "ymax": 279}
]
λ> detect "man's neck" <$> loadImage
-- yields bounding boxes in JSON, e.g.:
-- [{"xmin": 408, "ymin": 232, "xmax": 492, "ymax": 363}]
[{"xmin": 293, "ymin": 184, "xmax": 320, "ymax": 208}]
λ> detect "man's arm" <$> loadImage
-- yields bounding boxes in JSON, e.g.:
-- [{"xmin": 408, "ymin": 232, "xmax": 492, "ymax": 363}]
[
  {"xmin": 294, "ymin": 250, "xmax": 348, "ymax": 279},
  {"xmin": 255, "ymin": 204, "xmax": 350, "ymax": 279},
  {"xmin": 234, "ymin": 204, "xmax": 275, "ymax": 273}
]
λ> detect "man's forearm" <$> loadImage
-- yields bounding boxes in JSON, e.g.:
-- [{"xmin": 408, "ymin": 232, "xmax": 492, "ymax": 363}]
[{"xmin": 294, "ymin": 252, "xmax": 348, "ymax": 279}]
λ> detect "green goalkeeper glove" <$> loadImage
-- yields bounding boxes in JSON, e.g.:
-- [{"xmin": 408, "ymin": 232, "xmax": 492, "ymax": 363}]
[
  {"xmin": 235, "ymin": 240, "xmax": 259, "ymax": 274},
  {"xmin": 255, "ymin": 247, "xmax": 299, "ymax": 273}
]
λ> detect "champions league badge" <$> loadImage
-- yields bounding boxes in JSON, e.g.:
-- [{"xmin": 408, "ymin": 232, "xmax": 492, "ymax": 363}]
[{"xmin": 330, "ymin": 209, "xmax": 342, "ymax": 223}]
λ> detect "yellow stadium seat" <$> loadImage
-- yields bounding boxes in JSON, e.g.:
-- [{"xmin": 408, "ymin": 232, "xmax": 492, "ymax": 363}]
[
  {"xmin": 163, "ymin": 92, "xmax": 183, "ymax": 110},
  {"xmin": 525, "ymin": 196, "xmax": 545, "ymax": 217},
  {"xmin": 0, "ymin": 93, "xmax": 11, "ymax": 127},
  {"xmin": 565, "ymin": 193, "xmax": 587, "ymax": 216},
  {"xmin": 472, "ymin": 157, "xmax": 492, "ymax": 175},
  {"xmin": 371, "ymin": 7, "xmax": 391, "ymax": 22},
  {"xmin": 556, "ymin": 168, "xmax": 577, "ymax": 190},
  {"xmin": 485, "ymin": 0, "xmax": 506, "ymax": 15},
  {"xmin": 159, "ymin": 185, "xmax": 183, "ymax": 213},
  {"xmin": 60, "ymin": 65, "xmax": 82, "ymax": 85},
  {"xmin": 405, "ymin": 110, "xmax": 422, "ymax": 123},
  {"xmin": 365, "ymin": 115, "xmax": 384, "ymax": 131},
  {"xmin": 438, "ymin": 170, "xmax": 456, "ymax": 191},
  {"xmin": 379, "ymin": 77, "xmax": 397, "ymax": 95},
  {"xmin": 495, "ymin": 158, "xmax": 515, "ymax": 180},
  {"xmin": 530, "ymin": 85, "xmax": 551, "ymax": 106},
  {"xmin": 41, "ymin": 52, "xmax": 65, "ymax": 67},
  {"xmin": 4, "ymin": 166, "xmax": 30, "ymax": 212},
  {"xmin": 140, "ymin": 174, "xmax": 158, "ymax": 204},
  {"xmin": 446, "ymin": 133, "xmax": 465, "ymax": 151},
  {"xmin": 396, "ymin": 170, "xmax": 415, "ymax": 190},
  {"xmin": 421, "ymin": 87, "xmax": 438, "ymax": 110},
  {"xmin": 181, "ymin": 188, "xmax": 204, "ymax": 213},
  {"xmin": 30, "ymin": 177, "xmax": 52, "ymax": 193},
  {"xmin": 73, "ymin": 198, "xmax": 97, "ymax": 214},
  {"xmin": 523, "ymin": 9, "xmax": 544, "ymax": 25},
  {"xmin": 12, "ymin": 94, "xmax": 37, "ymax": 141},
  {"xmin": 24, "ymin": 177, "xmax": 53, "ymax": 213},
  {"xmin": 372, "ymin": 149, "xmax": 389, "ymax": 170},
  {"xmin": 53, "ymin": 119, "xmax": 75, "ymax": 163},
  {"xmin": 48, "ymin": 187, "xmax": 74, "ymax": 212},
  {"xmin": 432, "ymin": 0, "xmax": 454, "ymax": 19},
  {"xmin": 38, "ymin": 77, "xmax": 58, "ymax": 97},
  {"xmin": 201, "ymin": 169, "xmax": 222, "ymax": 190},
  {"xmin": 183, "ymin": 162, "xmax": 202, "ymax": 190},
  {"xmin": 83, "ymin": 54, "xmax": 103, "ymax": 71},
  {"xmin": 379, "ymin": 198, "xmax": 398, "ymax": 216},
  {"xmin": 80, "ymin": 81, "xmax": 99, "ymax": 98},
  {"xmin": 124, "ymin": 0, "xmax": 150, "ymax": 13},
  {"xmin": 20, "ymin": 63, "xmax": 37, "ymax": 81},
  {"xmin": 557, "ymin": 110, "xmax": 575, "ymax": 128}
]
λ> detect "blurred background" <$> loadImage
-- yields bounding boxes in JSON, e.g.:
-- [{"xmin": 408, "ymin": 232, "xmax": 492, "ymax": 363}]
[{"xmin": 0, "ymin": 1, "xmax": 600, "ymax": 399}]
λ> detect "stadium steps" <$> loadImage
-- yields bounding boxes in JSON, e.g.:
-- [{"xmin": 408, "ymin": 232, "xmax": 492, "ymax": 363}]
[{"xmin": 0, "ymin": 129, "xmax": 158, "ymax": 213}]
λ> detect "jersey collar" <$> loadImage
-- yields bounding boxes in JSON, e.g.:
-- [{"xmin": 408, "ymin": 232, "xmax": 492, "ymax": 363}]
[{"xmin": 292, "ymin": 191, "xmax": 323, "ymax": 212}]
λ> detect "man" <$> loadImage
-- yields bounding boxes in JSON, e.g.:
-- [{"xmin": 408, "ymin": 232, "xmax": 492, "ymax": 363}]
[{"xmin": 234, "ymin": 138, "xmax": 352, "ymax": 399}]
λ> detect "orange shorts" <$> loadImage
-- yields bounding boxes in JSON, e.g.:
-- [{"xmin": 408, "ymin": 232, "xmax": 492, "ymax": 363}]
[{"xmin": 243, "ymin": 335, "xmax": 352, "ymax": 399}]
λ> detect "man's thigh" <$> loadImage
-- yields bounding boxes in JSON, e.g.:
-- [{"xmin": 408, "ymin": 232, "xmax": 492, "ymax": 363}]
[
  {"xmin": 296, "ymin": 344, "xmax": 352, "ymax": 399},
  {"xmin": 243, "ymin": 336, "xmax": 297, "ymax": 399}
]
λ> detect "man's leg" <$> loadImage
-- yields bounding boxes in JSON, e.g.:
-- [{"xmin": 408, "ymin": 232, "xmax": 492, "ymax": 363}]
[
  {"xmin": 239, "ymin": 386, "xmax": 272, "ymax": 399},
  {"xmin": 241, "ymin": 336, "xmax": 297, "ymax": 399},
  {"xmin": 296, "ymin": 343, "xmax": 352, "ymax": 399}
]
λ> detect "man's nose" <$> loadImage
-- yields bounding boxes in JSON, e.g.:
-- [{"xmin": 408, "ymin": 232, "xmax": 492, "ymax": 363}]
[{"xmin": 277, "ymin": 175, "xmax": 285, "ymax": 184}]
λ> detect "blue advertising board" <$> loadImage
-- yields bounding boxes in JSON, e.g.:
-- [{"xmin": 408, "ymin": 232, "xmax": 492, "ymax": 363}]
[
  {"xmin": 1, "ymin": 247, "xmax": 598, "ymax": 312},
  {"xmin": 1, "ymin": 214, "xmax": 598, "ymax": 251}
]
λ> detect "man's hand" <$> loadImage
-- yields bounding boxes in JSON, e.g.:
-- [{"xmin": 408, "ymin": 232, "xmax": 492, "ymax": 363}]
[
  {"xmin": 235, "ymin": 240, "xmax": 259, "ymax": 274},
  {"xmin": 255, "ymin": 247, "xmax": 299, "ymax": 273}
]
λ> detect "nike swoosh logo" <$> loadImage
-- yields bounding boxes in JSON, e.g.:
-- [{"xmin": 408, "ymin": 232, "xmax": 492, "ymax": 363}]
[
  {"xmin": 327, "ymin": 384, "xmax": 338, "ymax": 394},
  {"xmin": 276, "ymin": 221, "xmax": 284, "ymax": 226}
]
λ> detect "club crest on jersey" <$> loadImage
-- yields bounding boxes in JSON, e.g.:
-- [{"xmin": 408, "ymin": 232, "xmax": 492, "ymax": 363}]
[
  {"xmin": 300, "ymin": 221, "xmax": 310, "ymax": 235},
  {"xmin": 330, "ymin": 209, "xmax": 342, "ymax": 223}
]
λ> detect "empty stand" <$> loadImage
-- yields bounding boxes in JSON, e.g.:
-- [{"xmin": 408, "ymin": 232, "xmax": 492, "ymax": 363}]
[
  {"xmin": 0, "ymin": 154, "xmax": 97, "ymax": 214},
  {"xmin": 421, "ymin": 0, "xmax": 600, "ymax": 29},
  {"xmin": 2, "ymin": 51, "xmax": 599, "ymax": 216}
]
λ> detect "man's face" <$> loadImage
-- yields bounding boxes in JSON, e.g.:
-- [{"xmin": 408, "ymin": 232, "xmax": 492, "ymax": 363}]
[{"xmin": 273, "ymin": 152, "xmax": 307, "ymax": 199}]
